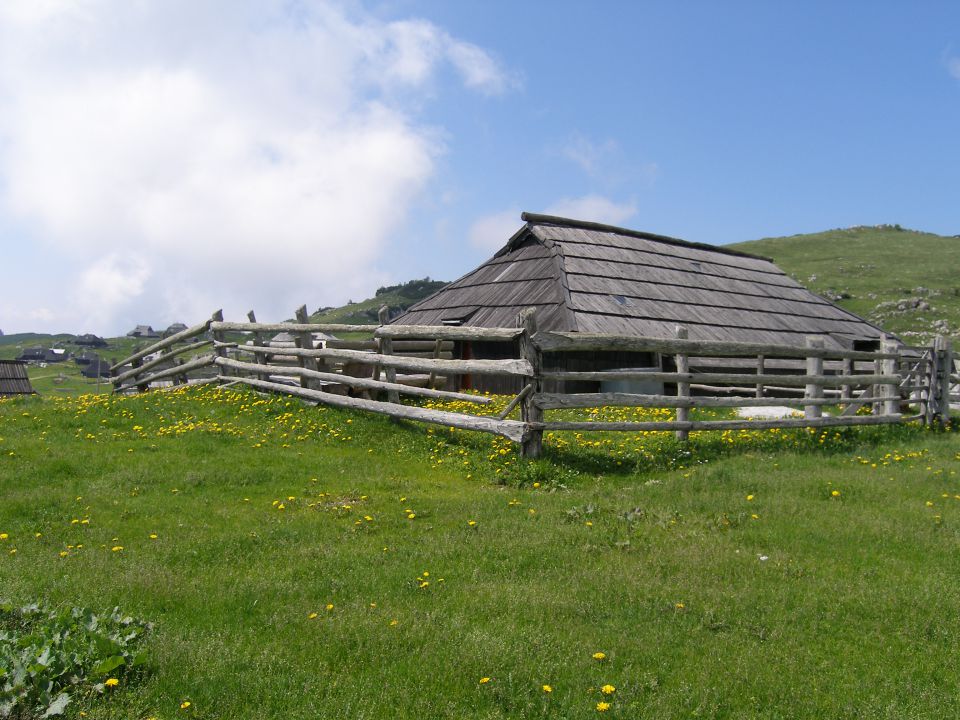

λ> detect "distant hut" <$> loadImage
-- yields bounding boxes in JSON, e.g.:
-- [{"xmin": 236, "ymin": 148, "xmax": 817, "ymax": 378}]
[
  {"xmin": 127, "ymin": 325, "xmax": 159, "ymax": 338},
  {"xmin": 163, "ymin": 323, "xmax": 189, "ymax": 338},
  {"xmin": 16, "ymin": 347, "xmax": 47, "ymax": 363},
  {"xmin": 0, "ymin": 360, "xmax": 35, "ymax": 396},
  {"xmin": 80, "ymin": 355, "xmax": 112, "ymax": 379},
  {"xmin": 75, "ymin": 334, "xmax": 107, "ymax": 347},
  {"xmin": 392, "ymin": 213, "xmax": 891, "ymax": 393}
]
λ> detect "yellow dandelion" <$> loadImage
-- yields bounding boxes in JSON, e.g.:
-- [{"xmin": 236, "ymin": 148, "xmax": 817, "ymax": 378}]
[
  {"xmin": 104, "ymin": 678, "xmax": 119, "ymax": 687},
  {"xmin": 601, "ymin": 684, "xmax": 616, "ymax": 695},
  {"xmin": 831, "ymin": 490, "xmax": 840, "ymax": 497},
  {"xmin": 592, "ymin": 652, "xmax": 606, "ymax": 661},
  {"xmin": 326, "ymin": 603, "xmax": 334, "ymax": 611},
  {"xmin": 745, "ymin": 494, "xmax": 754, "ymax": 501},
  {"xmin": 111, "ymin": 546, "xmax": 123, "ymax": 552},
  {"xmin": 468, "ymin": 520, "xmax": 477, "ymax": 526},
  {"xmin": 180, "ymin": 700, "xmax": 191, "ymax": 709},
  {"xmin": 407, "ymin": 513, "xmax": 416, "ymax": 519},
  {"xmin": 479, "ymin": 677, "xmax": 491, "ymax": 684},
  {"xmin": 542, "ymin": 684, "xmax": 552, "ymax": 693},
  {"xmin": 596, "ymin": 701, "xmax": 611, "ymax": 712},
  {"xmin": 308, "ymin": 612, "xmax": 318, "ymax": 619}
]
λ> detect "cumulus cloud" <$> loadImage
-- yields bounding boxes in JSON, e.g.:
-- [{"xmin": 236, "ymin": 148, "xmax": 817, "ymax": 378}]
[
  {"xmin": 467, "ymin": 195, "xmax": 637, "ymax": 256},
  {"xmin": 468, "ymin": 208, "xmax": 523, "ymax": 253},
  {"xmin": 0, "ymin": 0, "xmax": 513, "ymax": 334}
]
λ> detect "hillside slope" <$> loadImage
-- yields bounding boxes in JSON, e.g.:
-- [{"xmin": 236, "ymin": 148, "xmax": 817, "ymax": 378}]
[
  {"xmin": 729, "ymin": 225, "xmax": 960, "ymax": 343},
  {"xmin": 308, "ymin": 277, "xmax": 447, "ymax": 324}
]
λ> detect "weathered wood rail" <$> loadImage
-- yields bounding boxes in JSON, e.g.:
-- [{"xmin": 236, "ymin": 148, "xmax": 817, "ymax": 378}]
[{"xmin": 111, "ymin": 306, "xmax": 955, "ymax": 457}]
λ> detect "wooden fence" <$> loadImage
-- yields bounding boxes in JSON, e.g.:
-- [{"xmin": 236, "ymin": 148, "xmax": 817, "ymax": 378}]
[{"xmin": 111, "ymin": 306, "xmax": 957, "ymax": 458}]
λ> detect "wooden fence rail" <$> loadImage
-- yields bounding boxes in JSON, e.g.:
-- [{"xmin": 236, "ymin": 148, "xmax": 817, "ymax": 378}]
[{"xmin": 112, "ymin": 305, "xmax": 955, "ymax": 458}]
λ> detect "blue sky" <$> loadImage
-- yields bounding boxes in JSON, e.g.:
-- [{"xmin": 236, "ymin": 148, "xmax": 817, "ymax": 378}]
[{"xmin": 1, "ymin": 1, "xmax": 958, "ymax": 335}]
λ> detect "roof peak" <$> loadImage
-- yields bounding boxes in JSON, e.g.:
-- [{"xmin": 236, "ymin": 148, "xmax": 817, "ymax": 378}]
[{"xmin": 520, "ymin": 212, "xmax": 770, "ymax": 262}]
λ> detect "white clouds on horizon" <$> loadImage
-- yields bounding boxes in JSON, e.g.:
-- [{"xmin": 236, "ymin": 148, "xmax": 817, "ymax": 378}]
[{"xmin": 0, "ymin": 0, "xmax": 514, "ymax": 334}]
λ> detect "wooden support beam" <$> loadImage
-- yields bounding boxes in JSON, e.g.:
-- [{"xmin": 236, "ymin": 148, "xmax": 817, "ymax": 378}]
[
  {"xmin": 378, "ymin": 305, "xmax": 399, "ymax": 404},
  {"xmin": 221, "ymin": 375, "xmax": 527, "ymax": 443},
  {"xmin": 518, "ymin": 308, "xmax": 543, "ymax": 458},
  {"xmin": 675, "ymin": 326, "xmax": 690, "ymax": 441},
  {"xmin": 805, "ymin": 336, "xmax": 824, "ymax": 419},
  {"xmin": 539, "ymin": 413, "xmax": 904, "ymax": 434},
  {"xmin": 230, "ymin": 343, "xmax": 533, "ymax": 376},
  {"xmin": 213, "ymin": 357, "xmax": 491, "ymax": 404},
  {"xmin": 375, "ymin": 325, "xmax": 524, "ymax": 342},
  {"xmin": 534, "ymin": 331, "xmax": 899, "ymax": 361},
  {"xmin": 540, "ymin": 370, "xmax": 898, "ymax": 387}
]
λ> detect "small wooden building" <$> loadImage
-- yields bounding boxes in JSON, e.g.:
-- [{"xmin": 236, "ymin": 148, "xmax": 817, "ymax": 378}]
[
  {"xmin": 392, "ymin": 213, "xmax": 891, "ymax": 393},
  {"xmin": 0, "ymin": 360, "xmax": 35, "ymax": 396}
]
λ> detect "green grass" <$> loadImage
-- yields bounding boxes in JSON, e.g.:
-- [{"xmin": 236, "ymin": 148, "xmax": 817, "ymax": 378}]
[
  {"xmin": 1, "ymin": 388, "xmax": 958, "ymax": 718},
  {"xmin": 729, "ymin": 225, "xmax": 960, "ymax": 343}
]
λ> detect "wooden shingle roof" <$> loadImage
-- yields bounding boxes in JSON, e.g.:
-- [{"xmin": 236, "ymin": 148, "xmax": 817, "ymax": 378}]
[
  {"xmin": 0, "ymin": 360, "xmax": 35, "ymax": 395},
  {"xmin": 393, "ymin": 213, "xmax": 889, "ymax": 349}
]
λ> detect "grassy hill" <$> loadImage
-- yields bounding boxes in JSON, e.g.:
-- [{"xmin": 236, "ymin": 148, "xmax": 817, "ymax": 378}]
[
  {"xmin": 309, "ymin": 277, "xmax": 447, "ymax": 324},
  {"xmin": 728, "ymin": 225, "xmax": 960, "ymax": 344},
  {"xmin": 0, "ymin": 333, "xmax": 146, "ymax": 395}
]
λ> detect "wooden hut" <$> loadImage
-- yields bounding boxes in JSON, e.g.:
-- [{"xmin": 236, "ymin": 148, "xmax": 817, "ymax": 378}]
[
  {"xmin": 392, "ymin": 213, "xmax": 891, "ymax": 393},
  {"xmin": 0, "ymin": 360, "xmax": 35, "ymax": 396}
]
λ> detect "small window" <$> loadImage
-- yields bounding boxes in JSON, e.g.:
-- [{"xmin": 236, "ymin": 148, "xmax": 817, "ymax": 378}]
[{"xmin": 612, "ymin": 295, "xmax": 633, "ymax": 306}]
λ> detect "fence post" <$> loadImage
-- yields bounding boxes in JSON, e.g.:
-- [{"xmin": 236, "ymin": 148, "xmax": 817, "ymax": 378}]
[
  {"xmin": 248, "ymin": 310, "xmax": 269, "ymax": 381},
  {"xmin": 132, "ymin": 354, "xmax": 147, "ymax": 393},
  {"xmin": 937, "ymin": 335, "xmax": 953, "ymax": 427},
  {"xmin": 294, "ymin": 305, "xmax": 319, "ymax": 392},
  {"xmin": 755, "ymin": 354, "xmax": 765, "ymax": 399},
  {"xmin": 675, "ymin": 326, "xmax": 690, "ymax": 441},
  {"xmin": 210, "ymin": 309, "xmax": 226, "ymax": 385},
  {"xmin": 880, "ymin": 337, "xmax": 899, "ymax": 416},
  {"xmin": 924, "ymin": 341, "xmax": 938, "ymax": 426},
  {"xmin": 805, "ymin": 336, "xmax": 824, "ymax": 420},
  {"xmin": 378, "ymin": 305, "xmax": 400, "ymax": 405},
  {"xmin": 518, "ymin": 307, "xmax": 543, "ymax": 458},
  {"xmin": 840, "ymin": 357, "xmax": 853, "ymax": 402}
]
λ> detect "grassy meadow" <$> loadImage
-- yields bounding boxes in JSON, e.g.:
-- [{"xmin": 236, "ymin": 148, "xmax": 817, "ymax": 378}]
[{"xmin": 1, "ymin": 387, "xmax": 959, "ymax": 718}]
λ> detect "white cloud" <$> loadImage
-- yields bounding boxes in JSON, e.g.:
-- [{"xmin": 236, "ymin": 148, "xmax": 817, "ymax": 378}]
[
  {"xmin": 544, "ymin": 195, "xmax": 637, "ymax": 225},
  {"xmin": 562, "ymin": 135, "xmax": 621, "ymax": 177},
  {"xmin": 467, "ymin": 195, "xmax": 637, "ymax": 256},
  {"xmin": 468, "ymin": 208, "xmax": 522, "ymax": 253},
  {"xmin": 948, "ymin": 56, "xmax": 960, "ymax": 81},
  {"xmin": 0, "ymin": 0, "xmax": 513, "ymax": 334}
]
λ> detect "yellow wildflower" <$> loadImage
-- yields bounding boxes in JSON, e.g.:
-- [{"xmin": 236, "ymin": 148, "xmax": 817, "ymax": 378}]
[
  {"xmin": 596, "ymin": 701, "xmax": 611, "ymax": 712},
  {"xmin": 601, "ymin": 684, "xmax": 616, "ymax": 695},
  {"xmin": 542, "ymin": 684, "xmax": 552, "ymax": 693},
  {"xmin": 105, "ymin": 678, "xmax": 119, "ymax": 687},
  {"xmin": 592, "ymin": 652, "xmax": 606, "ymax": 661},
  {"xmin": 180, "ymin": 700, "xmax": 191, "ymax": 709},
  {"xmin": 479, "ymin": 677, "xmax": 491, "ymax": 684}
]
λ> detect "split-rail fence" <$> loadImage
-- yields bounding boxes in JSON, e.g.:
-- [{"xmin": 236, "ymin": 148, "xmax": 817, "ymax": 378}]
[{"xmin": 111, "ymin": 306, "xmax": 958, "ymax": 458}]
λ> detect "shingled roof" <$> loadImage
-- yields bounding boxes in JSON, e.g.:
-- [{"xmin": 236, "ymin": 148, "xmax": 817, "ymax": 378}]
[
  {"xmin": 393, "ymin": 213, "xmax": 889, "ymax": 349},
  {"xmin": 0, "ymin": 360, "xmax": 35, "ymax": 396}
]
